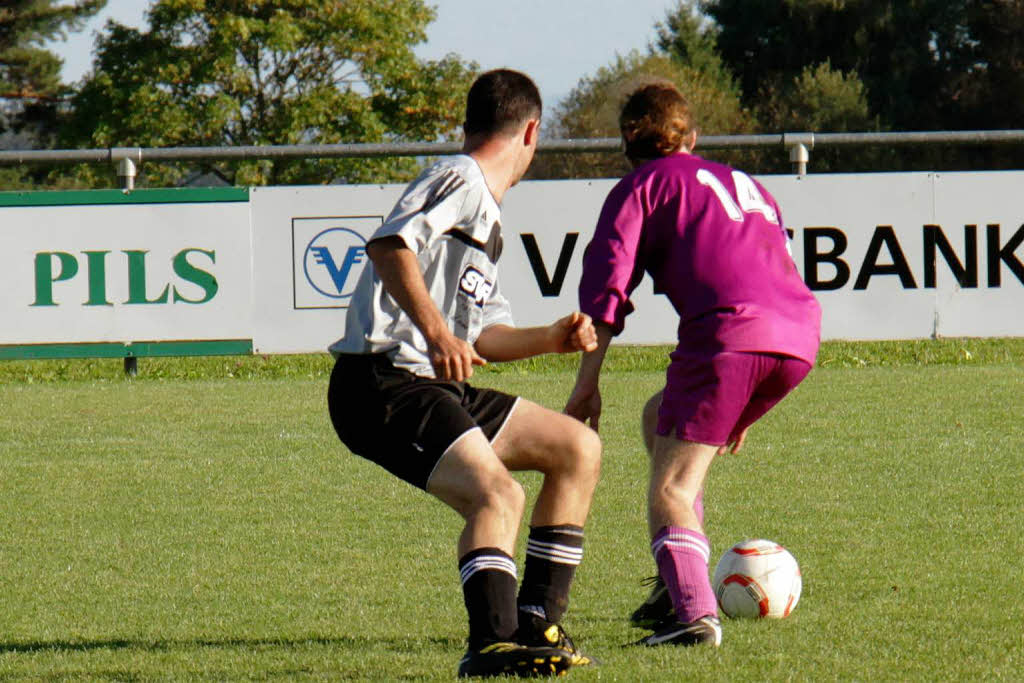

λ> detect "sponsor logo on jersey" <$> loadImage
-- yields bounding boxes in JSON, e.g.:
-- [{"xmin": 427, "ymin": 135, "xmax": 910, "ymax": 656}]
[{"xmin": 459, "ymin": 265, "xmax": 493, "ymax": 307}]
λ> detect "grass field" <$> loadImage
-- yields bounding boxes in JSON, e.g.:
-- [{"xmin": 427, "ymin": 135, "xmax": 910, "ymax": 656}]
[{"xmin": 0, "ymin": 340, "xmax": 1022, "ymax": 680}]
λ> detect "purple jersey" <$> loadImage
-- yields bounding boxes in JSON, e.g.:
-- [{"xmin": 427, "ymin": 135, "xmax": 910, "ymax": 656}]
[{"xmin": 579, "ymin": 153, "xmax": 821, "ymax": 364}]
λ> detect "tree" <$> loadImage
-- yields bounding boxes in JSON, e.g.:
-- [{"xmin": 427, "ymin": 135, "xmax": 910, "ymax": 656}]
[
  {"xmin": 63, "ymin": 0, "xmax": 477, "ymax": 187},
  {"xmin": 943, "ymin": 0, "xmax": 1024, "ymax": 168},
  {"xmin": 695, "ymin": 0, "xmax": 1024, "ymax": 170},
  {"xmin": 0, "ymin": 0, "xmax": 105, "ymax": 188},
  {"xmin": 702, "ymin": 0, "xmax": 970, "ymax": 132},
  {"xmin": 755, "ymin": 61, "xmax": 879, "ymax": 172},
  {"xmin": 533, "ymin": 3, "xmax": 755, "ymax": 180},
  {"xmin": 655, "ymin": 0, "xmax": 738, "ymax": 100},
  {"xmin": 531, "ymin": 52, "xmax": 755, "ymax": 180}
]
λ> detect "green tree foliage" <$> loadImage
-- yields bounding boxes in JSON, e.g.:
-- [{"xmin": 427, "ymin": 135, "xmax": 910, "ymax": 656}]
[
  {"xmin": 699, "ymin": 0, "xmax": 1024, "ymax": 170},
  {"xmin": 942, "ymin": 0, "xmax": 1024, "ymax": 168},
  {"xmin": 532, "ymin": 52, "xmax": 755, "ymax": 180},
  {"xmin": 63, "ymin": 0, "xmax": 477, "ymax": 187},
  {"xmin": 0, "ymin": 0, "xmax": 105, "ymax": 189},
  {"xmin": 702, "ymin": 0, "xmax": 969, "ymax": 131},
  {"xmin": 533, "ymin": 3, "xmax": 755, "ymax": 180},
  {"xmin": 755, "ymin": 61, "xmax": 878, "ymax": 171},
  {"xmin": 759, "ymin": 61, "xmax": 872, "ymax": 132},
  {"xmin": 655, "ymin": 1, "xmax": 738, "ymax": 99}
]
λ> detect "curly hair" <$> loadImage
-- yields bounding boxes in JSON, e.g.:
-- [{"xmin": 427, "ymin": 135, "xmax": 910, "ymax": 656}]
[{"xmin": 619, "ymin": 81, "xmax": 695, "ymax": 163}]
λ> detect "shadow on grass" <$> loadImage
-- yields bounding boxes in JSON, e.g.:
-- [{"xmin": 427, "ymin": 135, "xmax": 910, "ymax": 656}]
[{"xmin": 0, "ymin": 633, "xmax": 463, "ymax": 655}]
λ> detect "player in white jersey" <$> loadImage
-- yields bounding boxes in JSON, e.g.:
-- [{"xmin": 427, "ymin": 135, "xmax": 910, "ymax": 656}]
[{"xmin": 327, "ymin": 69, "xmax": 601, "ymax": 678}]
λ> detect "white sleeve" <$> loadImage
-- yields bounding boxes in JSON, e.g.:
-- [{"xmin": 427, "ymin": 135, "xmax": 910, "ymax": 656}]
[
  {"xmin": 482, "ymin": 276, "xmax": 515, "ymax": 329},
  {"xmin": 372, "ymin": 172, "xmax": 471, "ymax": 254}
]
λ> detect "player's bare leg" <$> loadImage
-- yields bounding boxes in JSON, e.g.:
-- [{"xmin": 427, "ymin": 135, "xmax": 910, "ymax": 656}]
[
  {"xmin": 631, "ymin": 390, "xmax": 713, "ymax": 628},
  {"xmin": 427, "ymin": 429, "xmax": 525, "ymax": 557},
  {"xmin": 493, "ymin": 399, "xmax": 600, "ymax": 527},
  {"xmin": 648, "ymin": 437, "xmax": 715, "ymax": 536},
  {"xmin": 427, "ymin": 430, "xmax": 573, "ymax": 677},
  {"xmin": 642, "ymin": 391, "xmax": 704, "ymax": 525},
  {"xmin": 641, "ymin": 390, "xmax": 661, "ymax": 455},
  {"xmin": 638, "ymin": 436, "xmax": 721, "ymax": 647},
  {"xmin": 492, "ymin": 398, "xmax": 601, "ymax": 665}
]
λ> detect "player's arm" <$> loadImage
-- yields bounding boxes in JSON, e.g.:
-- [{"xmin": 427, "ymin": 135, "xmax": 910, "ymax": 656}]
[
  {"xmin": 564, "ymin": 322, "xmax": 614, "ymax": 432},
  {"xmin": 474, "ymin": 312, "xmax": 598, "ymax": 362},
  {"xmin": 367, "ymin": 236, "xmax": 484, "ymax": 381}
]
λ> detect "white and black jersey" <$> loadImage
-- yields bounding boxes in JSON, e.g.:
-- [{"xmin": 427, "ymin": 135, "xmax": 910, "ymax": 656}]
[{"xmin": 329, "ymin": 155, "xmax": 514, "ymax": 378}]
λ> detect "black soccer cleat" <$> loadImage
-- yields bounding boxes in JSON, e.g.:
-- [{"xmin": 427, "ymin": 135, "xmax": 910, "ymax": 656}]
[
  {"xmin": 636, "ymin": 615, "xmax": 722, "ymax": 648},
  {"xmin": 629, "ymin": 575, "xmax": 675, "ymax": 629},
  {"xmin": 517, "ymin": 614, "xmax": 596, "ymax": 667},
  {"xmin": 457, "ymin": 641, "xmax": 574, "ymax": 678}
]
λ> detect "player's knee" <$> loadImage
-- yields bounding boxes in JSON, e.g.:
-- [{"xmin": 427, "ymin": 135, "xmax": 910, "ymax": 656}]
[
  {"xmin": 481, "ymin": 473, "xmax": 525, "ymax": 520},
  {"xmin": 566, "ymin": 425, "xmax": 602, "ymax": 486},
  {"xmin": 653, "ymin": 478, "xmax": 698, "ymax": 510}
]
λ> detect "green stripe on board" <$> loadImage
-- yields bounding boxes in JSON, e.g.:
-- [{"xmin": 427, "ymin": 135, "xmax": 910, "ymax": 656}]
[
  {"xmin": 0, "ymin": 343, "xmax": 127, "ymax": 360},
  {"xmin": 0, "ymin": 340, "xmax": 253, "ymax": 360},
  {"xmin": 125, "ymin": 340, "xmax": 253, "ymax": 357},
  {"xmin": 0, "ymin": 187, "xmax": 249, "ymax": 207}
]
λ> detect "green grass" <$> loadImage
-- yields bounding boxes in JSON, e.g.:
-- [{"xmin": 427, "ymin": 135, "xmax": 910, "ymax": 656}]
[{"xmin": 1, "ymin": 342, "xmax": 1022, "ymax": 679}]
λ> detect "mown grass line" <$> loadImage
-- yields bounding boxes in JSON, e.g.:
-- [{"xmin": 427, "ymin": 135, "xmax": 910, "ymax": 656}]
[{"xmin": 1, "ymin": 337, "xmax": 1022, "ymax": 385}]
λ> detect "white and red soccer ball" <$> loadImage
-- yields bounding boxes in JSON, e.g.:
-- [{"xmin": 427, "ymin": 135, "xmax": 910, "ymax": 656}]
[{"xmin": 712, "ymin": 539, "xmax": 802, "ymax": 619}]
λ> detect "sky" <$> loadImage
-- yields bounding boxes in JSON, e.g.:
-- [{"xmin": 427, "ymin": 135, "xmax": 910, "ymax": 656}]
[{"xmin": 47, "ymin": 0, "xmax": 682, "ymax": 110}]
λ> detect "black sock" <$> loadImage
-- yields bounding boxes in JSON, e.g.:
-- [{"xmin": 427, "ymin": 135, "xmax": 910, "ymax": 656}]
[
  {"xmin": 459, "ymin": 547, "xmax": 519, "ymax": 648},
  {"xmin": 517, "ymin": 525, "xmax": 584, "ymax": 625}
]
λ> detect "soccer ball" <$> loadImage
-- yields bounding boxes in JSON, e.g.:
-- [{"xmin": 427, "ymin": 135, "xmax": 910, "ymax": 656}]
[{"xmin": 712, "ymin": 539, "xmax": 802, "ymax": 619}]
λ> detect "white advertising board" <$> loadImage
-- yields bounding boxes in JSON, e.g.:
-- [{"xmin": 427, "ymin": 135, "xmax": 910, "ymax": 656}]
[
  {"xmin": 250, "ymin": 171, "xmax": 1024, "ymax": 354},
  {"xmin": 2, "ymin": 171, "xmax": 1021, "ymax": 358},
  {"xmin": 0, "ymin": 189, "xmax": 252, "ymax": 349},
  {"xmin": 249, "ymin": 184, "xmax": 401, "ymax": 354}
]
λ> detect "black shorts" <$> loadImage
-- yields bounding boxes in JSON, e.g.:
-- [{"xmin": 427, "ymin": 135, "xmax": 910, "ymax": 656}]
[{"xmin": 327, "ymin": 353, "xmax": 519, "ymax": 490}]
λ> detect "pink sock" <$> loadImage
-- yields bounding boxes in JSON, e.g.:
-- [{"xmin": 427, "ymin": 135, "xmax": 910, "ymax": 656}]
[{"xmin": 652, "ymin": 526, "xmax": 718, "ymax": 623}]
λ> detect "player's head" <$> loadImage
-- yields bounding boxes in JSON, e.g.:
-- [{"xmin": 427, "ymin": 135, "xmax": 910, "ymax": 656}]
[
  {"xmin": 619, "ymin": 81, "xmax": 697, "ymax": 167},
  {"xmin": 464, "ymin": 69, "xmax": 542, "ymax": 138},
  {"xmin": 463, "ymin": 69, "xmax": 542, "ymax": 190}
]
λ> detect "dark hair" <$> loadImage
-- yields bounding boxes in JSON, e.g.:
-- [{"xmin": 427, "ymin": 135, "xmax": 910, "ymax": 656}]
[
  {"xmin": 619, "ymin": 81, "xmax": 695, "ymax": 163},
  {"xmin": 463, "ymin": 69, "xmax": 542, "ymax": 136}
]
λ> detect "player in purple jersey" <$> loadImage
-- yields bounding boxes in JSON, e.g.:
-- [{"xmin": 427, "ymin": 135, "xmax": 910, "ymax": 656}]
[{"xmin": 566, "ymin": 82, "xmax": 821, "ymax": 647}]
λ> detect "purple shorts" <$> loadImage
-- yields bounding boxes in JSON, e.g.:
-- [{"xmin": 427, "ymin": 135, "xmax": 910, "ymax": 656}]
[{"xmin": 657, "ymin": 350, "xmax": 812, "ymax": 446}]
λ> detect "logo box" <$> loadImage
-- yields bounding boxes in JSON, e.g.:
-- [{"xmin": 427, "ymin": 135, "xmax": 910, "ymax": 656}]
[{"xmin": 292, "ymin": 216, "xmax": 382, "ymax": 309}]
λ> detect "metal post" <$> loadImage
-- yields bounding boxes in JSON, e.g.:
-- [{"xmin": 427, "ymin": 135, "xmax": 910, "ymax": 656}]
[
  {"xmin": 783, "ymin": 133, "xmax": 814, "ymax": 176},
  {"xmin": 115, "ymin": 150, "xmax": 140, "ymax": 376},
  {"xmin": 789, "ymin": 143, "xmax": 810, "ymax": 176},
  {"xmin": 117, "ymin": 157, "xmax": 137, "ymax": 190}
]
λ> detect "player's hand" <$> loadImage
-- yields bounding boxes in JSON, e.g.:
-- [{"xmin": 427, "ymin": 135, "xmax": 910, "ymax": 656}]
[
  {"xmin": 717, "ymin": 426, "xmax": 749, "ymax": 455},
  {"xmin": 427, "ymin": 330, "xmax": 486, "ymax": 381},
  {"xmin": 550, "ymin": 312, "xmax": 598, "ymax": 354},
  {"xmin": 565, "ymin": 380, "xmax": 602, "ymax": 432}
]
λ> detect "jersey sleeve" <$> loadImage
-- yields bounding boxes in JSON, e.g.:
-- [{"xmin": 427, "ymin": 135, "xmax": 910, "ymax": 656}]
[
  {"xmin": 578, "ymin": 180, "xmax": 647, "ymax": 336},
  {"xmin": 372, "ymin": 170, "xmax": 472, "ymax": 253},
  {"xmin": 481, "ymin": 276, "xmax": 514, "ymax": 329}
]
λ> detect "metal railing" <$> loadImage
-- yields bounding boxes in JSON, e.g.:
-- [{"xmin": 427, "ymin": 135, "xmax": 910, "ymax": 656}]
[
  {"xmin": 3, "ymin": 128, "xmax": 1023, "ymax": 374},
  {"xmin": 2, "ymin": 129, "xmax": 1024, "ymax": 185}
]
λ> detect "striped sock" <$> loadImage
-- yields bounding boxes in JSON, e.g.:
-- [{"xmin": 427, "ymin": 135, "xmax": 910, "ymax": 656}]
[
  {"xmin": 517, "ymin": 525, "xmax": 584, "ymax": 624},
  {"xmin": 459, "ymin": 548, "xmax": 519, "ymax": 647},
  {"xmin": 652, "ymin": 526, "xmax": 718, "ymax": 623}
]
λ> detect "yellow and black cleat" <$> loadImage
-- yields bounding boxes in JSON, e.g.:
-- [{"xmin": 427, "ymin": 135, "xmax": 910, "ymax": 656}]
[
  {"xmin": 518, "ymin": 617, "xmax": 597, "ymax": 668},
  {"xmin": 457, "ymin": 641, "xmax": 574, "ymax": 678}
]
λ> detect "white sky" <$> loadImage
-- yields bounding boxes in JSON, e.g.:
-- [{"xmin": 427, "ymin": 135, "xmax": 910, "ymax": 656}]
[{"xmin": 47, "ymin": 0, "xmax": 682, "ymax": 109}]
